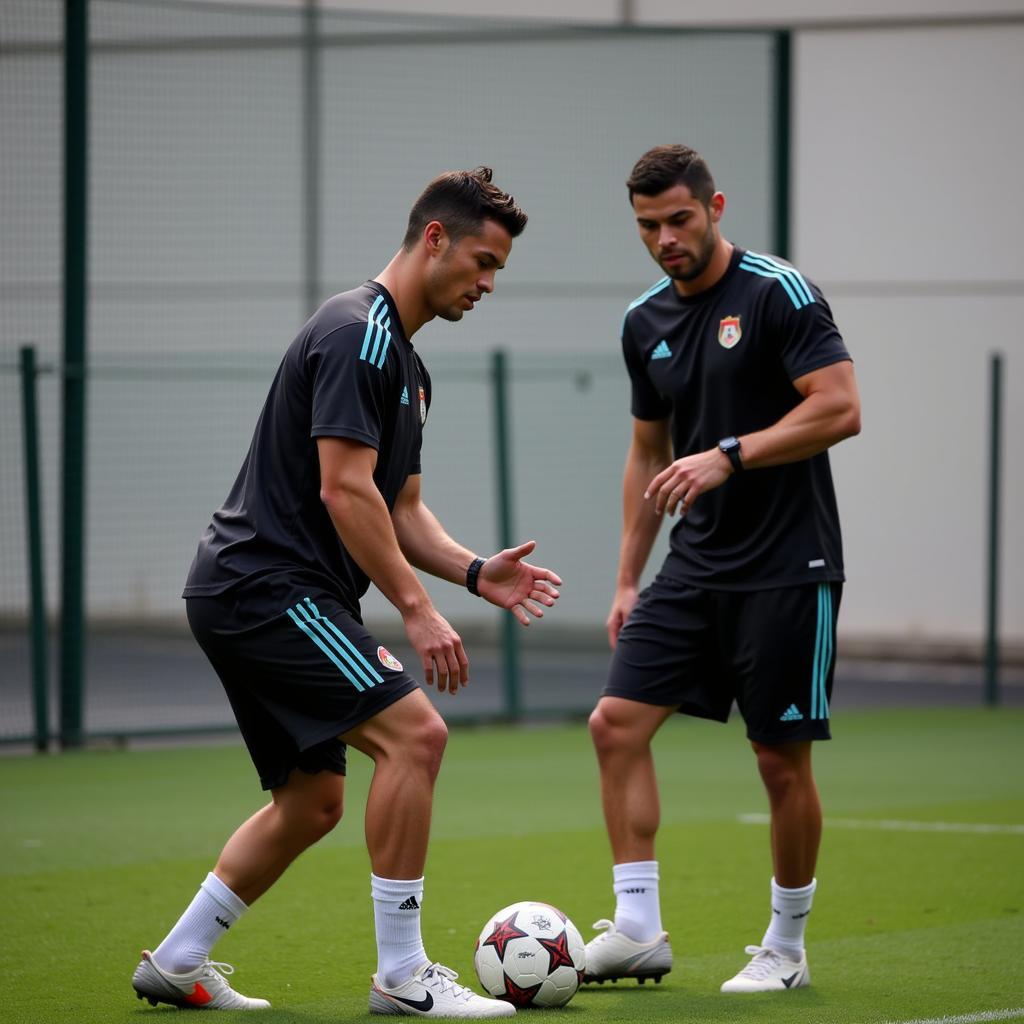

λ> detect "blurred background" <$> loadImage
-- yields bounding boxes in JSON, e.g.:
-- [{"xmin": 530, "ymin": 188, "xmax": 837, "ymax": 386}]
[{"xmin": 1, "ymin": 0, "xmax": 1022, "ymax": 747}]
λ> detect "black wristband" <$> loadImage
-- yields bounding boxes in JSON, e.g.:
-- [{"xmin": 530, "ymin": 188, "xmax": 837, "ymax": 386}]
[{"xmin": 466, "ymin": 557, "xmax": 486, "ymax": 596}]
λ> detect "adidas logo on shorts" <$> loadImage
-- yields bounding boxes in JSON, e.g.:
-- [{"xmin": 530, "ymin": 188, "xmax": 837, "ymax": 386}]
[{"xmin": 779, "ymin": 704, "xmax": 804, "ymax": 722}]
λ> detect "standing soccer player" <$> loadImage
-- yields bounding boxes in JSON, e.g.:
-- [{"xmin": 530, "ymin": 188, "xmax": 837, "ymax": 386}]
[
  {"xmin": 131, "ymin": 168, "xmax": 561, "ymax": 1018},
  {"xmin": 583, "ymin": 145, "xmax": 860, "ymax": 993}
]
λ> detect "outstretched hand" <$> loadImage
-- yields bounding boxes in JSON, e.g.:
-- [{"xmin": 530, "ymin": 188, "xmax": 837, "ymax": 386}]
[{"xmin": 477, "ymin": 541, "xmax": 562, "ymax": 626}]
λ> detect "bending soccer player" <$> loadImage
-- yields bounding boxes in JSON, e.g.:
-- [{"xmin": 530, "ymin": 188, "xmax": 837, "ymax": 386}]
[
  {"xmin": 584, "ymin": 145, "xmax": 860, "ymax": 993},
  {"xmin": 132, "ymin": 168, "xmax": 561, "ymax": 1018}
]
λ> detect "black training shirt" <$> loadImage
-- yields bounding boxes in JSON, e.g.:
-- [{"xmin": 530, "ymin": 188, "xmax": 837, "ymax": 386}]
[
  {"xmin": 622, "ymin": 246, "xmax": 851, "ymax": 590},
  {"xmin": 184, "ymin": 282, "xmax": 430, "ymax": 615}
]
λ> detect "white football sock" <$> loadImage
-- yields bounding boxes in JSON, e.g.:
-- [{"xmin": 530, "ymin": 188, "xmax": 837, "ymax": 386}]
[
  {"xmin": 371, "ymin": 874, "xmax": 428, "ymax": 988},
  {"xmin": 613, "ymin": 860, "xmax": 662, "ymax": 942},
  {"xmin": 761, "ymin": 877, "xmax": 816, "ymax": 960},
  {"xmin": 152, "ymin": 872, "xmax": 248, "ymax": 973}
]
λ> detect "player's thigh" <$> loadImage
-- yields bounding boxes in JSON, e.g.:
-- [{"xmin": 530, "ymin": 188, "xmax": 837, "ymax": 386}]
[
  {"xmin": 725, "ymin": 582, "xmax": 842, "ymax": 744},
  {"xmin": 187, "ymin": 592, "xmax": 418, "ymax": 788},
  {"xmin": 247, "ymin": 595, "xmax": 418, "ymax": 728},
  {"xmin": 603, "ymin": 576, "xmax": 731, "ymax": 723},
  {"xmin": 341, "ymin": 687, "xmax": 448, "ymax": 765}
]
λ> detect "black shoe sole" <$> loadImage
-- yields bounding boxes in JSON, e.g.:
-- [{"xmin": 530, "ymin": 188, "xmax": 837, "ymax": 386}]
[{"xmin": 581, "ymin": 971, "xmax": 669, "ymax": 986}]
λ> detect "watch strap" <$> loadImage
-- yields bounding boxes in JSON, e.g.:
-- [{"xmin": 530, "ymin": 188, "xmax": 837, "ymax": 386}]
[{"xmin": 466, "ymin": 557, "xmax": 486, "ymax": 596}]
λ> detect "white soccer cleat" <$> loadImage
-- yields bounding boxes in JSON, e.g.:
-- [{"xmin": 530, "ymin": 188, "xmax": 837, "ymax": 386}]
[
  {"xmin": 581, "ymin": 919, "xmax": 672, "ymax": 985},
  {"xmin": 132, "ymin": 949, "xmax": 270, "ymax": 1010},
  {"xmin": 720, "ymin": 944, "xmax": 810, "ymax": 992},
  {"xmin": 369, "ymin": 961, "xmax": 515, "ymax": 1017}
]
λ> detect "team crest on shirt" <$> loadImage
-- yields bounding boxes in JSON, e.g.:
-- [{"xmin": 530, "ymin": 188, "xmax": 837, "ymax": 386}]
[
  {"xmin": 377, "ymin": 646, "xmax": 403, "ymax": 672},
  {"xmin": 418, "ymin": 386, "xmax": 427, "ymax": 425},
  {"xmin": 718, "ymin": 315, "xmax": 742, "ymax": 349}
]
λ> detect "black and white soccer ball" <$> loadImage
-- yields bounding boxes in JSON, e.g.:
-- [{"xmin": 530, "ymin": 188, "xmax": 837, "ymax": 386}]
[{"xmin": 473, "ymin": 901, "xmax": 586, "ymax": 1008}]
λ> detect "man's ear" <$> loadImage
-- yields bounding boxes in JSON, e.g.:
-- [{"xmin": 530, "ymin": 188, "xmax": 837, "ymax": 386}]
[{"xmin": 424, "ymin": 220, "xmax": 447, "ymax": 254}]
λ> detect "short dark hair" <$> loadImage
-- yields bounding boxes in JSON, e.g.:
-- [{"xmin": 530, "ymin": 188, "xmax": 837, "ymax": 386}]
[
  {"xmin": 626, "ymin": 145, "xmax": 716, "ymax": 205},
  {"xmin": 402, "ymin": 167, "xmax": 527, "ymax": 250}
]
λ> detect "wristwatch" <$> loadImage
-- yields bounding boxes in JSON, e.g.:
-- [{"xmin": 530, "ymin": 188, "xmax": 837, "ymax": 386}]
[{"xmin": 718, "ymin": 436, "xmax": 744, "ymax": 473}]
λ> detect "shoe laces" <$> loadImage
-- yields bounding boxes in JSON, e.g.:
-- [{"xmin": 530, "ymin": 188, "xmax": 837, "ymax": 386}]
[
  {"xmin": 736, "ymin": 945, "xmax": 785, "ymax": 980},
  {"xmin": 590, "ymin": 918, "xmax": 615, "ymax": 941},
  {"xmin": 199, "ymin": 960, "xmax": 237, "ymax": 982},
  {"xmin": 421, "ymin": 963, "xmax": 474, "ymax": 1003}
]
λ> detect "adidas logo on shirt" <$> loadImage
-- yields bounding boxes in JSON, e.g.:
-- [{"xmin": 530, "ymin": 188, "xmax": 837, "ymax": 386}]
[
  {"xmin": 398, "ymin": 895, "xmax": 420, "ymax": 910},
  {"xmin": 779, "ymin": 704, "xmax": 804, "ymax": 722},
  {"xmin": 650, "ymin": 339, "xmax": 672, "ymax": 360},
  {"xmin": 400, "ymin": 385, "xmax": 410, "ymax": 406}
]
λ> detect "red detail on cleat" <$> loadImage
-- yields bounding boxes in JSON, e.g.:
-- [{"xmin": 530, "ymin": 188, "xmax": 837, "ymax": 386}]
[{"xmin": 185, "ymin": 982, "xmax": 213, "ymax": 1006}]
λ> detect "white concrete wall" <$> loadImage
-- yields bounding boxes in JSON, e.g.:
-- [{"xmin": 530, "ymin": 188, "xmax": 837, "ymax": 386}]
[{"xmin": 793, "ymin": 23, "xmax": 1024, "ymax": 645}]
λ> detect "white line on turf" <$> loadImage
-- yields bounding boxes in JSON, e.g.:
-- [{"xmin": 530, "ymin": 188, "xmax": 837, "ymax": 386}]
[
  {"xmin": 737, "ymin": 814, "xmax": 1024, "ymax": 835},
  {"xmin": 882, "ymin": 1009, "xmax": 1024, "ymax": 1024}
]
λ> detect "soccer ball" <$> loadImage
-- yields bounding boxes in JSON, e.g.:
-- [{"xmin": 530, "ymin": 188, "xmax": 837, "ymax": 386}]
[{"xmin": 473, "ymin": 901, "xmax": 586, "ymax": 1008}]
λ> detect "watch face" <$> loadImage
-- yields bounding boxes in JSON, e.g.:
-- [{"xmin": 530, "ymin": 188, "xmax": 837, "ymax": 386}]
[{"xmin": 720, "ymin": 437, "xmax": 739, "ymax": 451}]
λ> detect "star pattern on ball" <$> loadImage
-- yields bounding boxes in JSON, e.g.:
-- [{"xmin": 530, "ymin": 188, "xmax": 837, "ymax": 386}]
[
  {"xmin": 538, "ymin": 929, "xmax": 575, "ymax": 972},
  {"xmin": 482, "ymin": 913, "xmax": 529, "ymax": 960},
  {"xmin": 500, "ymin": 973, "xmax": 542, "ymax": 1008}
]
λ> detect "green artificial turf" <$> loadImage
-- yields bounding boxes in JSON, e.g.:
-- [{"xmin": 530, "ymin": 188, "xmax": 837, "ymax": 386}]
[{"xmin": 1, "ymin": 708, "xmax": 1021, "ymax": 1023}]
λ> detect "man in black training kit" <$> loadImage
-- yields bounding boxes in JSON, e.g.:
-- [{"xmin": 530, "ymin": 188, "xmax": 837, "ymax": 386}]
[
  {"xmin": 131, "ymin": 168, "xmax": 562, "ymax": 1018},
  {"xmin": 583, "ymin": 145, "xmax": 860, "ymax": 993}
]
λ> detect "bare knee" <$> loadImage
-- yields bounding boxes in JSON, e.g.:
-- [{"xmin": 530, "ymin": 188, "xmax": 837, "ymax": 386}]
[
  {"xmin": 589, "ymin": 701, "xmax": 644, "ymax": 763},
  {"xmin": 413, "ymin": 713, "xmax": 449, "ymax": 780},
  {"xmin": 345, "ymin": 694, "xmax": 448, "ymax": 780},
  {"xmin": 384, "ymin": 710, "xmax": 447, "ymax": 781},
  {"xmin": 588, "ymin": 704, "xmax": 616, "ymax": 759},
  {"xmin": 274, "ymin": 773, "xmax": 344, "ymax": 844},
  {"xmin": 310, "ymin": 790, "xmax": 344, "ymax": 839},
  {"xmin": 753, "ymin": 742, "xmax": 810, "ymax": 801}
]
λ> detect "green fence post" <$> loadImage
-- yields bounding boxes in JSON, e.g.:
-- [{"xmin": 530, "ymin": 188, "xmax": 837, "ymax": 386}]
[
  {"xmin": 20, "ymin": 347, "xmax": 50, "ymax": 752},
  {"xmin": 61, "ymin": 0, "xmax": 89, "ymax": 748},
  {"xmin": 491, "ymin": 349, "xmax": 520, "ymax": 719},
  {"xmin": 984, "ymin": 352, "xmax": 1003, "ymax": 706}
]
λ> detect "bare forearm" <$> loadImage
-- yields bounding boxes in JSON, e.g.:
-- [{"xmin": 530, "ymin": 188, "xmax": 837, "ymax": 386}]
[
  {"xmin": 393, "ymin": 501, "xmax": 477, "ymax": 586},
  {"xmin": 617, "ymin": 445, "xmax": 669, "ymax": 589},
  {"xmin": 322, "ymin": 485, "xmax": 430, "ymax": 615}
]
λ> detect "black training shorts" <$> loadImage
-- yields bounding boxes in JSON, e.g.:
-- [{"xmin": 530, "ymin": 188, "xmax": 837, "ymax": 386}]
[
  {"xmin": 603, "ymin": 576, "xmax": 842, "ymax": 743},
  {"xmin": 187, "ymin": 588, "xmax": 419, "ymax": 790}
]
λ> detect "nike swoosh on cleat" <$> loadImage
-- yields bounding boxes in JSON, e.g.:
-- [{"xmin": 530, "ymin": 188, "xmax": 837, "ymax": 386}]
[
  {"xmin": 781, "ymin": 973, "xmax": 799, "ymax": 988},
  {"xmin": 185, "ymin": 983, "xmax": 213, "ymax": 1006},
  {"xmin": 387, "ymin": 990, "xmax": 434, "ymax": 1011}
]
